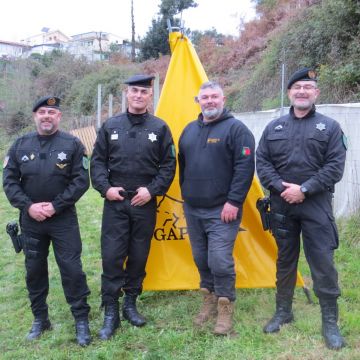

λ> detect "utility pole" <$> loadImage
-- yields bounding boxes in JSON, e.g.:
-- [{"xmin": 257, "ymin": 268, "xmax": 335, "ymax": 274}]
[
  {"xmin": 97, "ymin": 84, "xmax": 102, "ymax": 129},
  {"xmin": 131, "ymin": 0, "xmax": 136, "ymax": 61},
  {"xmin": 280, "ymin": 63, "xmax": 285, "ymax": 116},
  {"xmin": 97, "ymin": 31, "xmax": 103, "ymax": 60}
]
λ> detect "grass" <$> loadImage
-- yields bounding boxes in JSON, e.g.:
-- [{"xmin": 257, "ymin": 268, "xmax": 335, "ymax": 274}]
[{"xmin": 0, "ymin": 183, "xmax": 359, "ymax": 360}]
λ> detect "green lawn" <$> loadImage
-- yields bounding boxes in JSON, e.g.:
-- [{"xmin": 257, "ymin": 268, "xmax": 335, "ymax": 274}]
[{"xmin": 0, "ymin": 185, "xmax": 359, "ymax": 360}]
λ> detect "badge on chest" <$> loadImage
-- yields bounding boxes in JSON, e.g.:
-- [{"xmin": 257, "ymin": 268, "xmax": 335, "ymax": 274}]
[{"xmin": 56, "ymin": 151, "xmax": 69, "ymax": 169}]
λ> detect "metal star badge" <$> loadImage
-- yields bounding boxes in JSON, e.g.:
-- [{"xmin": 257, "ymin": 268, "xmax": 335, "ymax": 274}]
[
  {"xmin": 316, "ymin": 123, "xmax": 326, "ymax": 131},
  {"xmin": 57, "ymin": 152, "xmax": 67, "ymax": 161},
  {"xmin": 148, "ymin": 132, "xmax": 157, "ymax": 142}
]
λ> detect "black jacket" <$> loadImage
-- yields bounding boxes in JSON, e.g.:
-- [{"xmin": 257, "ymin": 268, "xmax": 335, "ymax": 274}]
[
  {"xmin": 256, "ymin": 106, "xmax": 347, "ymax": 196},
  {"xmin": 178, "ymin": 109, "xmax": 255, "ymax": 208},
  {"xmin": 90, "ymin": 112, "xmax": 176, "ymax": 197},
  {"xmin": 3, "ymin": 130, "xmax": 89, "ymax": 213}
]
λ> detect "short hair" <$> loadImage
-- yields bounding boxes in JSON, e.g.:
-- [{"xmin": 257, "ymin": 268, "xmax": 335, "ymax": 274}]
[{"xmin": 199, "ymin": 81, "xmax": 224, "ymax": 96}]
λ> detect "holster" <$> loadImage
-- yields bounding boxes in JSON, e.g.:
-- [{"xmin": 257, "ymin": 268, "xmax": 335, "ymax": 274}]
[
  {"xmin": 6, "ymin": 221, "xmax": 22, "ymax": 253},
  {"xmin": 6, "ymin": 221, "xmax": 40, "ymax": 257},
  {"xmin": 256, "ymin": 197, "xmax": 271, "ymax": 231}
]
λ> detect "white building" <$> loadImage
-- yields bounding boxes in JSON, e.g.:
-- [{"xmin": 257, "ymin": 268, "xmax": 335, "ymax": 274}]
[
  {"xmin": 1, "ymin": 29, "xmax": 133, "ymax": 61},
  {"xmin": 67, "ymin": 31, "xmax": 131, "ymax": 61},
  {"xmin": 22, "ymin": 30, "xmax": 71, "ymax": 47},
  {"xmin": 0, "ymin": 40, "xmax": 30, "ymax": 59}
]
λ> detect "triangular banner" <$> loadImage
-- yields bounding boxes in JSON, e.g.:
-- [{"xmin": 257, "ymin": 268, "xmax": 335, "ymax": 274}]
[{"xmin": 143, "ymin": 32, "xmax": 304, "ymax": 289}]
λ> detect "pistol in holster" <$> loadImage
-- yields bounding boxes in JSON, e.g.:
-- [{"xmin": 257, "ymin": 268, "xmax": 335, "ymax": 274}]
[
  {"xmin": 6, "ymin": 221, "xmax": 40, "ymax": 257},
  {"xmin": 6, "ymin": 221, "xmax": 23, "ymax": 253},
  {"xmin": 256, "ymin": 197, "xmax": 271, "ymax": 231}
]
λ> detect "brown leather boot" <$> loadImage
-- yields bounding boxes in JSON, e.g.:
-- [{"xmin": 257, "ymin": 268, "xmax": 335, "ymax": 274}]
[
  {"xmin": 193, "ymin": 288, "xmax": 217, "ymax": 327},
  {"xmin": 213, "ymin": 297, "xmax": 234, "ymax": 335}
]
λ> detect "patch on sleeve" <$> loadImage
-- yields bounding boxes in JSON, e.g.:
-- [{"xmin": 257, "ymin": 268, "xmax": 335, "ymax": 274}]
[
  {"xmin": 3, "ymin": 155, "xmax": 9, "ymax": 168},
  {"xmin": 342, "ymin": 133, "xmax": 348, "ymax": 150},
  {"xmin": 241, "ymin": 147, "xmax": 251, "ymax": 156},
  {"xmin": 171, "ymin": 144, "xmax": 176, "ymax": 158},
  {"xmin": 82, "ymin": 156, "xmax": 89, "ymax": 170}
]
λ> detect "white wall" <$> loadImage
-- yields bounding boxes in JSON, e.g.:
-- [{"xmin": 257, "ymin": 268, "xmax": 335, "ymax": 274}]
[{"xmin": 234, "ymin": 103, "xmax": 360, "ymax": 218}]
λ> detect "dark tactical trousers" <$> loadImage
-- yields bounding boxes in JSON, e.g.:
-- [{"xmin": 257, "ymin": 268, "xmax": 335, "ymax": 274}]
[
  {"xmin": 100, "ymin": 198, "xmax": 157, "ymax": 304},
  {"xmin": 21, "ymin": 207, "xmax": 90, "ymax": 320},
  {"xmin": 183, "ymin": 203, "xmax": 241, "ymax": 302},
  {"xmin": 270, "ymin": 191, "xmax": 340, "ymax": 300}
]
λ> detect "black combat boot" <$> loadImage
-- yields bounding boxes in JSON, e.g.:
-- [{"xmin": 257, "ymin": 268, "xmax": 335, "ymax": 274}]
[
  {"xmin": 122, "ymin": 294, "xmax": 146, "ymax": 327},
  {"xmin": 75, "ymin": 319, "xmax": 91, "ymax": 347},
  {"xmin": 98, "ymin": 301, "xmax": 120, "ymax": 340},
  {"xmin": 263, "ymin": 295, "xmax": 294, "ymax": 333},
  {"xmin": 26, "ymin": 318, "xmax": 52, "ymax": 340},
  {"xmin": 319, "ymin": 298, "xmax": 346, "ymax": 350}
]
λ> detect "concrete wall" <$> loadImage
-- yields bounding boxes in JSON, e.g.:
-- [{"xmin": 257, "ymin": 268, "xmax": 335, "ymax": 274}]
[{"xmin": 234, "ymin": 103, "xmax": 360, "ymax": 218}]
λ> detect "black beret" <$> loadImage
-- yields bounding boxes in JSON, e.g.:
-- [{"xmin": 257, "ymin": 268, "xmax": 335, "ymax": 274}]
[
  {"xmin": 124, "ymin": 74, "xmax": 155, "ymax": 88},
  {"xmin": 32, "ymin": 96, "xmax": 61, "ymax": 112},
  {"xmin": 287, "ymin": 67, "xmax": 317, "ymax": 89}
]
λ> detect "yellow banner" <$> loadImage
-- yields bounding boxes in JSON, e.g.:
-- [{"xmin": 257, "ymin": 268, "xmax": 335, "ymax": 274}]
[{"xmin": 143, "ymin": 32, "xmax": 304, "ymax": 290}]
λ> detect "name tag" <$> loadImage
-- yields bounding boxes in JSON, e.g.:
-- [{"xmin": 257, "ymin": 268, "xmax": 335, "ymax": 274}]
[{"xmin": 111, "ymin": 134, "xmax": 118, "ymax": 140}]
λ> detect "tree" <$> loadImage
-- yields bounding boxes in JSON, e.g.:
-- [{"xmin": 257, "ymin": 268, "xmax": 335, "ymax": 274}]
[
  {"xmin": 190, "ymin": 28, "xmax": 226, "ymax": 47},
  {"xmin": 139, "ymin": 0, "xmax": 198, "ymax": 60}
]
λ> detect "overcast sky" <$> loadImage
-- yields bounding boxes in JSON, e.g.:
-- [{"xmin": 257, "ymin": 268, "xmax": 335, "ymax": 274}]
[{"xmin": 1, "ymin": 0, "xmax": 256, "ymax": 42}]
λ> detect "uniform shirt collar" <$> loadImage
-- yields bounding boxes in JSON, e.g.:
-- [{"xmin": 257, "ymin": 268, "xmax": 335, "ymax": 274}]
[
  {"xmin": 289, "ymin": 104, "xmax": 316, "ymax": 119},
  {"xmin": 127, "ymin": 110, "xmax": 148, "ymax": 125}
]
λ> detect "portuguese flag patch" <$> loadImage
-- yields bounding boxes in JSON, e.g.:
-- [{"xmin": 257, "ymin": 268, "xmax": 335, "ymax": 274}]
[{"xmin": 242, "ymin": 147, "xmax": 251, "ymax": 156}]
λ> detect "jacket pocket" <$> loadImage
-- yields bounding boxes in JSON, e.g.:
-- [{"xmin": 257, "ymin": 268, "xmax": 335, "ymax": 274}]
[
  {"xmin": 327, "ymin": 212, "xmax": 339, "ymax": 250},
  {"xmin": 266, "ymin": 132, "xmax": 289, "ymax": 167}
]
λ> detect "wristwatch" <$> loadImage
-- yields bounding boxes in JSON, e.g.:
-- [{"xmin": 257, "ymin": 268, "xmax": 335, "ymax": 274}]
[{"xmin": 300, "ymin": 185, "xmax": 308, "ymax": 197}]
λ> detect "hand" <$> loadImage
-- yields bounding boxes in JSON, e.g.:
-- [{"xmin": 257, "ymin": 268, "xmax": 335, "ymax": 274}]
[
  {"xmin": 105, "ymin": 187, "xmax": 125, "ymax": 201},
  {"xmin": 280, "ymin": 182, "xmax": 305, "ymax": 204},
  {"xmin": 221, "ymin": 202, "xmax": 239, "ymax": 223},
  {"xmin": 131, "ymin": 187, "xmax": 151, "ymax": 206},
  {"xmin": 28, "ymin": 202, "xmax": 53, "ymax": 222},
  {"xmin": 42, "ymin": 203, "xmax": 56, "ymax": 217}
]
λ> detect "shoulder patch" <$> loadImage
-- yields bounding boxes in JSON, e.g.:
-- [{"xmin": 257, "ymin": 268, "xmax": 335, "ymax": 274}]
[
  {"xmin": 171, "ymin": 144, "xmax": 176, "ymax": 158},
  {"xmin": 82, "ymin": 156, "xmax": 89, "ymax": 170},
  {"xmin": 3, "ymin": 155, "xmax": 9, "ymax": 168},
  {"xmin": 342, "ymin": 133, "xmax": 348, "ymax": 150},
  {"xmin": 241, "ymin": 147, "xmax": 251, "ymax": 156}
]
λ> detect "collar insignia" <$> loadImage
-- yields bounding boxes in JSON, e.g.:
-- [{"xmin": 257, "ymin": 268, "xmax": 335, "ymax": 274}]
[
  {"xmin": 148, "ymin": 132, "xmax": 157, "ymax": 142},
  {"xmin": 57, "ymin": 152, "xmax": 67, "ymax": 161},
  {"xmin": 21, "ymin": 155, "xmax": 29, "ymax": 162},
  {"xmin": 316, "ymin": 122, "xmax": 326, "ymax": 131}
]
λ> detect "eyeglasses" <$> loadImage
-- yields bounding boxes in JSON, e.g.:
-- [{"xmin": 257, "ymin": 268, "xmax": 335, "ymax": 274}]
[
  {"xmin": 196, "ymin": 94, "xmax": 222, "ymax": 102},
  {"xmin": 290, "ymin": 84, "xmax": 317, "ymax": 91}
]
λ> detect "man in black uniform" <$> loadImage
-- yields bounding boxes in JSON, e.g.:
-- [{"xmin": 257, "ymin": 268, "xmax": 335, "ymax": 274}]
[
  {"xmin": 178, "ymin": 81, "xmax": 255, "ymax": 335},
  {"xmin": 3, "ymin": 96, "xmax": 91, "ymax": 346},
  {"xmin": 91, "ymin": 75, "xmax": 176, "ymax": 340},
  {"xmin": 256, "ymin": 68, "xmax": 347, "ymax": 350}
]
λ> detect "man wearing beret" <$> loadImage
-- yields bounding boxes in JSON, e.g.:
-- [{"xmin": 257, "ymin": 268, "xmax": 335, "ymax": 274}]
[
  {"xmin": 91, "ymin": 75, "xmax": 176, "ymax": 340},
  {"xmin": 3, "ymin": 96, "xmax": 92, "ymax": 346},
  {"xmin": 256, "ymin": 67, "xmax": 347, "ymax": 350}
]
